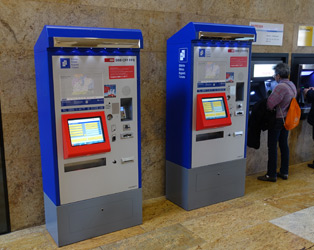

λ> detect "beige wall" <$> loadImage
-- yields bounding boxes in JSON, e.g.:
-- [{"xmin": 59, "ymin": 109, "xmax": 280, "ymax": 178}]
[{"xmin": 1, "ymin": 0, "xmax": 314, "ymax": 231}]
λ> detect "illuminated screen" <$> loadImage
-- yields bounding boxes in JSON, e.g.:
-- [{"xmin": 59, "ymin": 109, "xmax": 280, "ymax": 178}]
[
  {"xmin": 301, "ymin": 71, "xmax": 314, "ymax": 76},
  {"xmin": 68, "ymin": 117, "xmax": 105, "ymax": 146},
  {"xmin": 253, "ymin": 64, "xmax": 276, "ymax": 78},
  {"xmin": 202, "ymin": 97, "xmax": 227, "ymax": 120}
]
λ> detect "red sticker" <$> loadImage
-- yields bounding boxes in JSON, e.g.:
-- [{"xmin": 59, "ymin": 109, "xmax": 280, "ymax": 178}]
[
  {"xmin": 230, "ymin": 57, "xmax": 248, "ymax": 68},
  {"xmin": 109, "ymin": 66, "xmax": 135, "ymax": 79},
  {"xmin": 105, "ymin": 58, "xmax": 115, "ymax": 62}
]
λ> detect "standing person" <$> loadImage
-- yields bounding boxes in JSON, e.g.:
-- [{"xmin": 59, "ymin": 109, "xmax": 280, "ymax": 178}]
[
  {"xmin": 303, "ymin": 87, "xmax": 314, "ymax": 168},
  {"xmin": 257, "ymin": 63, "xmax": 297, "ymax": 182}
]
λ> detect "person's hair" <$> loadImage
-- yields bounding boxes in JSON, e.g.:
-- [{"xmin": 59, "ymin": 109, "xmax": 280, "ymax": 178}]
[{"xmin": 273, "ymin": 63, "xmax": 290, "ymax": 78}]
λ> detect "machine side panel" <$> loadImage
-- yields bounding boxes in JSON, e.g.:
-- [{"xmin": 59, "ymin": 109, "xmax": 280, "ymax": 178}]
[
  {"xmin": 166, "ymin": 42, "xmax": 193, "ymax": 169},
  {"xmin": 166, "ymin": 161, "xmax": 189, "ymax": 209},
  {"xmin": 44, "ymin": 193, "xmax": 59, "ymax": 244},
  {"xmin": 34, "ymin": 51, "xmax": 60, "ymax": 205},
  {"xmin": 136, "ymin": 54, "xmax": 142, "ymax": 188}
]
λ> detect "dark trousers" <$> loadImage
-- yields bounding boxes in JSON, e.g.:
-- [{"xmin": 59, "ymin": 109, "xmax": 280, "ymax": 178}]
[{"xmin": 267, "ymin": 119, "xmax": 289, "ymax": 177}]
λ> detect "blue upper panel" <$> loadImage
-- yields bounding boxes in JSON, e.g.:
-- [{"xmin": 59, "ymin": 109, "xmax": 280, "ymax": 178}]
[
  {"xmin": 34, "ymin": 25, "xmax": 144, "ymax": 51},
  {"xmin": 168, "ymin": 22, "xmax": 256, "ymax": 44}
]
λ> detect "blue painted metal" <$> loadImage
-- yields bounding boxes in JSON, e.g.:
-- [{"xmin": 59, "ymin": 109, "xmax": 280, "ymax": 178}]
[
  {"xmin": 166, "ymin": 40, "xmax": 193, "ymax": 169},
  {"xmin": 34, "ymin": 50, "xmax": 60, "ymax": 205}
]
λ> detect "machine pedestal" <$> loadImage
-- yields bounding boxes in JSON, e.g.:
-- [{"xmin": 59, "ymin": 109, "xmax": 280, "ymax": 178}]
[
  {"xmin": 166, "ymin": 160, "xmax": 246, "ymax": 210},
  {"xmin": 44, "ymin": 189, "xmax": 142, "ymax": 246}
]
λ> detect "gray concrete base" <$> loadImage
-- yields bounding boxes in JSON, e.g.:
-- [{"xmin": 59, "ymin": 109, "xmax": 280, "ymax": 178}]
[
  {"xmin": 166, "ymin": 159, "xmax": 246, "ymax": 210},
  {"xmin": 44, "ymin": 188, "xmax": 142, "ymax": 247}
]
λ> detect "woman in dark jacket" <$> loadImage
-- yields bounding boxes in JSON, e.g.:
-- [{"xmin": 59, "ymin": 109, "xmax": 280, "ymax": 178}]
[{"xmin": 304, "ymin": 87, "xmax": 314, "ymax": 168}]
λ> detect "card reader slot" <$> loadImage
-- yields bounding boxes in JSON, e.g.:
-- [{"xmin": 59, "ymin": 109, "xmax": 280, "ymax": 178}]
[
  {"xmin": 196, "ymin": 131, "xmax": 224, "ymax": 141},
  {"xmin": 121, "ymin": 132, "xmax": 133, "ymax": 139},
  {"xmin": 64, "ymin": 158, "xmax": 106, "ymax": 172}
]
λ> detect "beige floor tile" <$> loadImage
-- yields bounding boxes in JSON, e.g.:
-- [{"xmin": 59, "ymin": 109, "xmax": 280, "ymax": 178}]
[
  {"xmin": 45, "ymin": 226, "xmax": 145, "ymax": 250},
  {"xmin": 181, "ymin": 200, "xmax": 288, "ymax": 243},
  {"xmin": 142, "ymin": 196, "xmax": 233, "ymax": 232},
  {"xmin": 100, "ymin": 224, "xmax": 205, "ymax": 250},
  {"xmin": 204, "ymin": 222, "xmax": 314, "ymax": 250},
  {"xmin": 0, "ymin": 226, "xmax": 55, "ymax": 250},
  {"xmin": 264, "ymin": 190, "xmax": 314, "ymax": 213}
]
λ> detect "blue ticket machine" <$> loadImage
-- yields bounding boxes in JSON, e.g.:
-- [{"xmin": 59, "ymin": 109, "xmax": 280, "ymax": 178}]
[
  {"xmin": 34, "ymin": 26, "xmax": 143, "ymax": 246},
  {"xmin": 166, "ymin": 22, "xmax": 256, "ymax": 210}
]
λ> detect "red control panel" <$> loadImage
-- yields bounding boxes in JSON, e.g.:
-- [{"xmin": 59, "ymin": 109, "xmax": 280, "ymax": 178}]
[
  {"xmin": 196, "ymin": 93, "xmax": 232, "ymax": 131},
  {"xmin": 62, "ymin": 111, "xmax": 111, "ymax": 159}
]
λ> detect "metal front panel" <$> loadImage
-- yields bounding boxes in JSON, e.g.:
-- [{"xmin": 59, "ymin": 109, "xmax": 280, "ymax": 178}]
[
  {"xmin": 53, "ymin": 37, "xmax": 141, "ymax": 48},
  {"xmin": 44, "ymin": 189, "xmax": 142, "ymax": 246},
  {"xmin": 52, "ymin": 55, "xmax": 139, "ymax": 205},
  {"xmin": 166, "ymin": 159, "xmax": 246, "ymax": 210},
  {"xmin": 192, "ymin": 45, "xmax": 249, "ymax": 168},
  {"xmin": 300, "ymin": 64, "xmax": 314, "ymax": 70},
  {"xmin": 198, "ymin": 32, "xmax": 255, "ymax": 41}
]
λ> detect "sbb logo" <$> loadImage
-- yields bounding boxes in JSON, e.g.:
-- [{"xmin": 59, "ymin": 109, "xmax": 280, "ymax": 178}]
[{"xmin": 105, "ymin": 58, "xmax": 115, "ymax": 62}]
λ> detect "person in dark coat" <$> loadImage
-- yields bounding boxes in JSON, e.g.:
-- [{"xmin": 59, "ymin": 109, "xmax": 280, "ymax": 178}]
[
  {"xmin": 303, "ymin": 87, "xmax": 314, "ymax": 168},
  {"xmin": 247, "ymin": 99, "xmax": 276, "ymax": 149}
]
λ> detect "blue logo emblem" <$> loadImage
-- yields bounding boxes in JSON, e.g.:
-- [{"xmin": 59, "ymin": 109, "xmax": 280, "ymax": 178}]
[
  {"xmin": 60, "ymin": 58, "xmax": 70, "ymax": 69},
  {"xmin": 199, "ymin": 49, "xmax": 205, "ymax": 57},
  {"xmin": 179, "ymin": 48, "xmax": 188, "ymax": 63}
]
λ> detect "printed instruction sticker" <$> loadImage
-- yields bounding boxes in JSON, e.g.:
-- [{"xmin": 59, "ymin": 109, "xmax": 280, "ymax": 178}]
[
  {"xmin": 250, "ymin": 22, "xmax": 284, "ymax": 46},
  {"xmin": 109, "ymin": 66, "xmax": 135, "ymax": 79},
  {"xmin": 230, "ymin": 57, "xmax": 248, "ymax": 68}
]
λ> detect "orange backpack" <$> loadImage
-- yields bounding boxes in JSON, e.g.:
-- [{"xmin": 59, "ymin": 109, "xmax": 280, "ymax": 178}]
[{"xmin": 284, "ymin": 97, "xmax": 301, "ymax": 130}]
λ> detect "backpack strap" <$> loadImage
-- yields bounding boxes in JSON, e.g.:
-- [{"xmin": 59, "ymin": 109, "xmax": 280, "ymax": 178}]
[
  {"xmin": 283, "ymin": 81, "xmax": 297, "ymax": 97},
  {"xmin": 279, "ymin": 81, "xmax": 296, "ymax": 122}
]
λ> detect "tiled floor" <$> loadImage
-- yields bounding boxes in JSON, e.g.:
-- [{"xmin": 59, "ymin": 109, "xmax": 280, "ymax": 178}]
[{"xmin": 2, "ymin": 162, "xmax": 314, "ymax": 249}]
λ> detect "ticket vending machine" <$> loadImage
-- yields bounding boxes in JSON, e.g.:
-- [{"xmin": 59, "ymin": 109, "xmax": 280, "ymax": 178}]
[
  {"xmin": 166, "ymin": 22, "xmax": 256, "ymax": 210},
  {"xmin": 291, "ymin": 54, "xmax": 314, "ymax": 119},
  {"xmin": 249, "ymin": 53, "xmax": 289, "ymax": 109},
  {"xmin": 34, "ymin": 26, "xmax": 143, "ymax": 246}
]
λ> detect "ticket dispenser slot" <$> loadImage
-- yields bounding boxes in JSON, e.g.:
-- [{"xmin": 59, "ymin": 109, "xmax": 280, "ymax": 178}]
[
  {"xmin": 64, "ymin": 158, "xmax": 106, "ymax": 172},
  {"xmin": 121, "ymin": 98, "xmax": 133, "ymax": 121},
  {"xmin": 236, "ymin": 82, "xmax": 244, "ymax": 101}
]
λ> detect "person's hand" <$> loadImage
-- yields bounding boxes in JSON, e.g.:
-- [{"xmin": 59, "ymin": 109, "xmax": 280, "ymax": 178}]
[{"xmin": 304, "ymin": 88, "xmax": 310, "ymax": 96}]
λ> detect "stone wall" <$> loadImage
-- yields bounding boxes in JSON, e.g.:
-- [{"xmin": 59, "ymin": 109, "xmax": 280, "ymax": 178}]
[{"xmin": 1, "ymin": 0, "xmax": 314, "ymax": 231}]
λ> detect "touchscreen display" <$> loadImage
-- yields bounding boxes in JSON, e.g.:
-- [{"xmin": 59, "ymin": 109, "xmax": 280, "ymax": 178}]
[
  {"xmin": 202, "ymin": 97, "xmax": 227, "ymax": 120},
  {"xmin": 68, "ymin": 117, "xmax": 105, "ymax": 146},
  {"xmin": 253, "ymin": 64, "xmax": 276, "ymax": 78}
]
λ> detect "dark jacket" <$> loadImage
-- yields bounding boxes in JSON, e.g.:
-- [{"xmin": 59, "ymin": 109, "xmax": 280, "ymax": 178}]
[
  {"xmin": 307, "ymin": 89, "xmax": 314, "ymax": 126},
  {"xmin": 247, "ymin": 99, "xmax": 276, "ymax": 149}
]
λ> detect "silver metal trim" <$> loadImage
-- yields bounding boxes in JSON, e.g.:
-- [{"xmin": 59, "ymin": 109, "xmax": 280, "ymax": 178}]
[
  {"xmin": 300, "ymin": 64, "xmax": 314, "ymax": 70},
  {"xmin": 198, "ymin": 32, "xmax": 255, "ymax": 41},
  {"xmin": 53, "ymin": 37, "xmax": 141, "ymax": 48}
]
